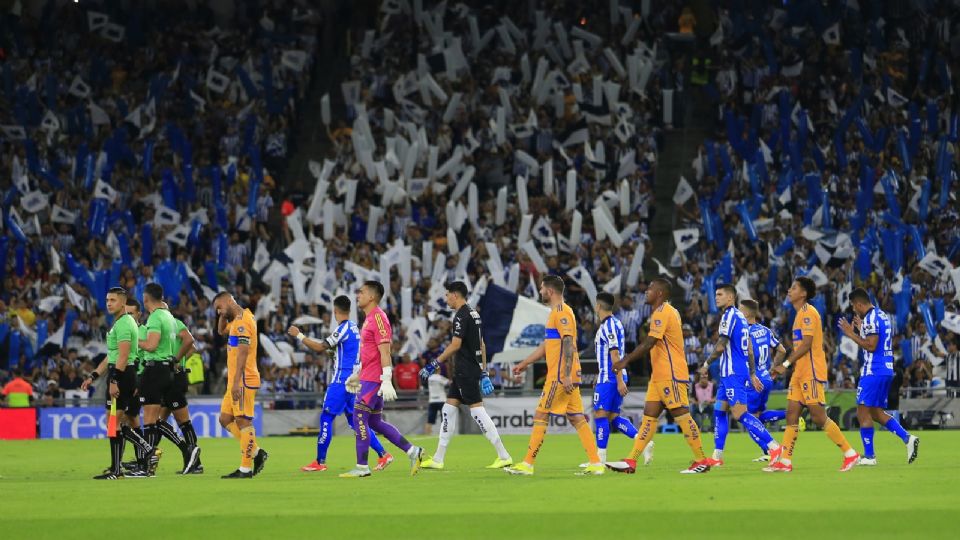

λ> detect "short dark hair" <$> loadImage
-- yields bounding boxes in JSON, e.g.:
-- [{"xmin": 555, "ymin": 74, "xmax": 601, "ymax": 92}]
[
  {"xmin": 213, "ymin": 291, "xmax": 232, "ymax": 303},
  {"xmin": 717, "ymin": 283, "xmax": 737, "ymax": 298},
  {"xmin": 125, "ymin": 297, "xmax": 141, "ymax": 312},
  {"xmin": 144, "ymin": 282, "xmax": 164, "ymax": 302},
  {"xmin": 363, "ymin": 280, "xmax": 385, "ymax": 300},
  {"xmin": 445, "ymin": 281, "xmax": 469, "ymax": 298},
  {"xmin": 541, "ymin": 275, "xmax": 565, "ymax": 294},
  {"xmin": 107, "ymin": 287, "xmax": 127, "ymax": 296},
  {"xmin": 333, "ymin": 295, "xmax": 351, "ymax": 313},
  {"xmin": 849, "ymin": 288, "xmax": 871, "ymax": 305},
  {"xmin": 651, "ymin": 278, "xmax": 672, "ymax": 295},
  {"xmin": 795, "ymin": 276, "xmax": 817, "ymax": 301},
  {"xmin": 740, "ymin": 299, "xmax": 759, "ymax": 316},
  {"xmin": 596, "ymin": 292, "xmax": 616, "ymax": 311}
]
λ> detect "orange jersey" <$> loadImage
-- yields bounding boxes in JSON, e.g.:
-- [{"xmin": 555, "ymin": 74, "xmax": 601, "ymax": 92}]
[
  {"xmin": 792, "ymin": 303, "xmax": 827, "ymax": 382},
  {"xmin": 543, "ymin": 303, "xmax": 581, "ymax": 384},
  {"xmin": 647, "ymin": 303, "xmax": 689, "ymax": 382},
  {"xmin": 227, "ymin": 308, "xmax": 260, "ymax": 388}
]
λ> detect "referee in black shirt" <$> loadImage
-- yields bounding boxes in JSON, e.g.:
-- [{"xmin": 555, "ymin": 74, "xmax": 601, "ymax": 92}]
[{"xmin": 419, "ymin": 281, "xmax": 513, "ymax": 469}]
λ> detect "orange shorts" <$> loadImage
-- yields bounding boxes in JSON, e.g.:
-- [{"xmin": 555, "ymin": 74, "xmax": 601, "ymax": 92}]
[
  {"xmin": 787, "ymin": 377, "xmax": 825, "ymax": 405},
  {"xmin": 646, "ymin": 379, "xmax": 689, "ymax": 409},
  {"xmin": 536, "ymin": 381, "xmax": 585, "ymax": 416},
  {"xmin": 221, "ymin": 386, "xmax": 257, "ymax": 418}
]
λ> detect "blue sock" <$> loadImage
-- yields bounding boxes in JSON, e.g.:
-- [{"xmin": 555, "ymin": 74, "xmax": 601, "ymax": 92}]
[
  {"xmin": 739, "ymin": 413, "xmax": 774, "ymax": 448},
  {"xmin": 346, "ymin": 412, "xmax": 387, "ymax": 457},
  {"xmin": 595, "ymin": 417, "xmax": 610, "ymax": 449},
  {"xmin": 758, "ymin": 410, "xmax": 786, "ymax": 423},
  {"xmin": 316, "ymin": 411, "xmax": 336, "ymax": 463},
  {"xmin": 612, "ymin": 416, "xmax": 639, "ymax": 439},
  {"xmin": 747, "ymin": 427, "xmax": 767, "ymax": 452},
  {"xmin": 713, "ymin": 409, "xmax": 729, "ymax": 451},
  {"xmin": 881, "ymin": 416, "xmax": 910, "ymax": 444},
  {"xmin": 860, "ymin": 427, "xmax": 875, "ymax": 458}
]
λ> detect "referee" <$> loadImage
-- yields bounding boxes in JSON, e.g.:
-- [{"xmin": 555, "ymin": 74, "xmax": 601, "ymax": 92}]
[
  {"xmin": 136, "ymin": 283, "xmax": 178, "ymax": 475},
  {"xmin": 419, "ymin": 281, "xmax": 512, "ymax": 470},
  {"xmin": 156, "ymin": 306, "xmax": 203, "ymax": 474}
]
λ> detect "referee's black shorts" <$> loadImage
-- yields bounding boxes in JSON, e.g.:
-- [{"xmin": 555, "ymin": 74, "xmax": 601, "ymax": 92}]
[
  {"xmin": 161, "ymin": 369, "xmax": 190, "ymax": 411},
  {"xmin": 138, "ymin": 363, "xmax": 174, "ymax": 406},
  {"xmin": 105, "ymin": 368, "xmax": 141, "ymax": 417},
  {"xmin": 446, "ymin": 375, "xmax": 483, "ymax": 405}
]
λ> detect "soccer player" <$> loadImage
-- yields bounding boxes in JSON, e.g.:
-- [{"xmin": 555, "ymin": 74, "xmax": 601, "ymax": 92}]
[
  {"xmin": 606, "ymin": 278, "xmax": 710, "ymax": 475},
  {"xmin": 579, "ymin": 292, "xmax": 653, "ymax": 467},
  {"xmin": 155, "ymin": 308, "xmax": 203, "ymax": 474},
  {"xmin": 838, "ymin": 288, "xmax": 919, "ymax": 465},
  {"xmin": 339, "ymin": 281, "xmax": 424, "ymax": 478},
  {"xmin": 740, "ymin": 299, "xmax": 789, "ymax": 462},
  {"xmin": 215, "ymin": 292, "xmax": 269, "ymax": 479},
  {"xmin": 290, "ymin": 295, "xmax": 393, "ymax": 472},
  {"xmin": 504, "ymin": 275, "xmax": 604, "ymax": 476},
  {"xmin": 698, "ymin": 285, "xmax": 782, "ymax": 468},
  {"xmin": 765, "ymin": 276, "xmax": 859, "ymax": 472},
  {"xmin": 82, "ymin": 287, "xmax": 156, "ymax": 479},
  {"xmin": 419, "ymin": 281, "xmax": 512, "ymax": 470}
]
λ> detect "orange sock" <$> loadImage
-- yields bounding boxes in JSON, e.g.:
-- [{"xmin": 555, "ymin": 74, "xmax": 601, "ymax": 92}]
[
  {"xmin": 824, "ymin": 419, "xmax": 853, "ymax": 453},
  {"xmin": 240, "ymin": 426, "xmax": 256, "ymax": 470},
  {"xmin": 675, "ymin": 413, "xmax": 706, "ymax": 462},
  {"xmin": 574, "ymin": 420, "xmax": 600, "ymax": 464},
  {"xmin": 225, "ymin": 421, "xmax": 242, "ymax": 439},
  {"xmin": 782, "ymin": 424, "xmax": 799, "ymax": 463},
  {"xmin": 627, "ymin": 415, "xmax": 658, "ymax": 461},
  {"xmin": 523, "ymin": 419, "xmax": 548, "ymax": 465}
]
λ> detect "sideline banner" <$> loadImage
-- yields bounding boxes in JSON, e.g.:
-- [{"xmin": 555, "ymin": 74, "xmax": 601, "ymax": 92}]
[
  {"xmin": 482, "ymin": 392, "xmax": 647, "ymax": 435},
  {"xmin": 39, "ymin": 402, "xmax": 262, "ymax": 439},
  {"xmin": 0, "ymin": 408, "xmax": 37, "ymax": 439}
]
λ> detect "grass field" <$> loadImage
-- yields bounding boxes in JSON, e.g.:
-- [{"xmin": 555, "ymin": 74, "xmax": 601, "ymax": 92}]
[{"xmin": 1, "ymin": 430, "xmax": 956, "ymax": 539}]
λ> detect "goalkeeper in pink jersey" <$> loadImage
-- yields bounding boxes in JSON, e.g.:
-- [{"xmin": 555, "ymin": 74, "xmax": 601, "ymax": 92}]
[{"xmin": 340, "ymin": 280, "xmax": 424, "ymax": 478}]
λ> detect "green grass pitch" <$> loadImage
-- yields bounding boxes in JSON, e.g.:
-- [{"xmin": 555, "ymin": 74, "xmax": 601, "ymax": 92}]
[{"xmin": 1, "ymin": 431, "xmax": 956, "ymax": 539}]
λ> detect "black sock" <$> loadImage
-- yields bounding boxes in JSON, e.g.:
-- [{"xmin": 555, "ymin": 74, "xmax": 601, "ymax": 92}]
[
  {"xmin": 158, "ymin": 421, "xmax": 189, "ymax": 453},
  {"xmin": 179, "ymin": 420, "xmax": 198, "ymax": 448},
  {"xmin": 122, "ymin": 424, "xmax": 152, "ymax": 455},
  {"xmin": 143, "ymin": 423, "xmax": 160, "ymax": 450},
  {"xmin": 110, "ymin": 436, "xmax": 123, "ymax": 474}
]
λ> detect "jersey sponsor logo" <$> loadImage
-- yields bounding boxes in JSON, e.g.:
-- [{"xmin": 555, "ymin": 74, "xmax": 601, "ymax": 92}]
[
  {"xmin": 237, "ymin": 326, "xmax": 245, "ymax": 333},
  {"xmin": 803, "ymin": 318, "xmax": 811, "ymax": 324},
  {"xmin": 560, "ymin": 317, "xmax": 569, "ymax": 325},
  {"xmin": 607, "ymin": 333, "xmax": 615, "ymax": 340},
  {"xmin": 655, "ymin": 319, "xmax": 662, "ymax": 326}
]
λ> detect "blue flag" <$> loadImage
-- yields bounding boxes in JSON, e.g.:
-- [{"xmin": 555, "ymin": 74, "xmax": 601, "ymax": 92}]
[
  {"xmin": 141, "ymin": 224, "xmax": 154, "ymax": 267},
  {"xmin": 737, "ymin": 203, "xmax": 758, "ymax": 243}
]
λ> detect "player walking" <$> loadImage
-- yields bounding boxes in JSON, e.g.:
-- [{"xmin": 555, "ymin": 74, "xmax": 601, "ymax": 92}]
[
  {"xmin": 505, "ymin": 276, "xmax": 604, "ymax": 476},
  {"xmin": 579, "ymin": 292, "xmax": 653, "ymax": 467},
  {"xmin": 740, "ymin": 299, "xmax": 789, "ymax": 462},
  {"xmin": 290, "ymin": 295, "xmax": 393, "ymax": 473},
  {"xmin": 838, "ymin": 288, "xmax": 919, "ymax": 465},
  {"xmin": 698, "ymin": 286, "xmax": 782, "ymax": 468},
  {"xmin": 153, "ymin": 310, "xmax": 203, "ymax": 474},
  {"xmin": 765, "ymin": 277, "xmax": 859, "ymax": 472},
  {"xmin": 215, "ymin": 292, "xmax": 268, "ymax": 479},
  {"xmin": 339, "ymin": 281, "xmax": 424, "ymax": 478},
  {"xmin": 419, "ymin": 281, "xmax": 512, "ymax": 470},
  {"xmin": 606, "ymin": 279, "xmax": 710, "ymax": 474}
]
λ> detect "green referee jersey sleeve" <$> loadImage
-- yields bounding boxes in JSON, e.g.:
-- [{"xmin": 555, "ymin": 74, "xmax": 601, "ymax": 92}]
[
  {"xmin": 106, "ymin": 314, "xmax": 139, "ymax": 365},
  {"xmin": 143, "ymin": 308, "xmax": 178, "ymax": 361}
]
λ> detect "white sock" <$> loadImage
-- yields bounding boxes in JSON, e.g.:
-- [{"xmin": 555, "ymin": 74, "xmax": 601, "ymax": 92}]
[
  {"xmin": 780, "ymin": 458, "xmax": 792, "ymax": 465},
  {"xmin": 434, "ymin": 403, "xmax": 458, "ymax": 463},
  {"xmin": 239, "ymin": 466, "xmax": 252, "ymax": 473},
  {"xmin": 712, "ymin": 449, "xmax": 724, "ymax": 459},
  {"xmin": 844, "ymin": 448, "xmax": 857, "ymax": 458},
  {"xmin": 598, "ymin": 449, "xmax": 607, "ymax": 463},
  {"xmin": 471, "ymin": 406, "xmax": 511, "ymax": 461},
  {"xmin": 767, "ymin": 441, "xmax": 780, "ymax": 450},
  {"xmin": 356, "ymin": 463, "xmax": 370, "ymax": 470},
  {"xmin": 407, "ymin": 445, "xmax": 421, "ymax": 457}
]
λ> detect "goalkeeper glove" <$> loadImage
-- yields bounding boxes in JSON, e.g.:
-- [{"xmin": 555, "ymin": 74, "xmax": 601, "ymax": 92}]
[
  {"xmin": 419, "ymin": 360, "xmax": 440, "ymax": 384},
  {"xmin": 345, "ymin": 363, "xmax": 361, "ymax": 394},
  {"xmin": 480, "ymin": 373, "xmax": 494, "ymax": 396},
  {"xmin": 379, "ymin": 366, "xmax": 397, "ymax": 401}
]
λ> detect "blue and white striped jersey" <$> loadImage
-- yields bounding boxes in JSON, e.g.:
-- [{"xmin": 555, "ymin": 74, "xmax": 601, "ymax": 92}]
[
  {"xmin": 860, "ymin": 307, "xmax": 894, "ymax": 377},
  {"xmin": 748, "ymin": 323, "xmax": 780, "ymax": 381},
  {"xmin": 595, "ymin": 315, "xmax": 627, "ymax": 384},
  {"xmin": 718, "ymin": 306, "xmax": 751, "ymax": 378},
  {"xmin": 325, "ymin": 320, "xmax": 361, "ymax": 384}
]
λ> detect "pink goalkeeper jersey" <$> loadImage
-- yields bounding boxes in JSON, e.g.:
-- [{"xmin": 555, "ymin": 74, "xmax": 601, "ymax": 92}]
[{"xmin": 360, "ymin": 306, "xmax": 392, "ymax": 382}]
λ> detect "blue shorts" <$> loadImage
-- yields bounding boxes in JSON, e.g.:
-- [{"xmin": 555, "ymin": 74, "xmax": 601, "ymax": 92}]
[
  {"xmin": 747, "ymin": 377, "xmax": 773, "ymax": 413},
  {"xmin": 323, "ymin": 383, "xmax": 356, "ymax": 416},
  {"xmin": 718, "ymin": 375, "xmax": 750, "ymax": 406},
  {"xmin": 857, "ymin": 375, "xmax": 892, "ymax": 409},
  {"xmin": 592, "ymin": 382, "xmax": 623, "ymax": 413}
]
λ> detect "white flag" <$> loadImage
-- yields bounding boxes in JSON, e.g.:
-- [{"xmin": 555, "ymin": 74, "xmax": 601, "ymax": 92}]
[{"xmin": 673, "ymin": 176, "xmax": 694, "ymax": 205}]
